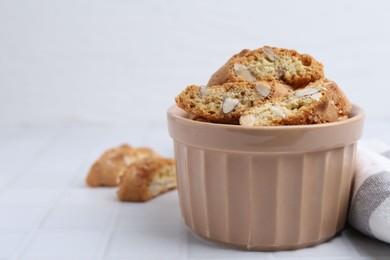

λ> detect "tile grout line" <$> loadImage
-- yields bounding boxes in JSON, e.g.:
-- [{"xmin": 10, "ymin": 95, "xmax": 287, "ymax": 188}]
[
  {"xmin": 77, "ymin": 125, "xmax": 122, "ymax": 260},
  {"xmin": 8, "ymin": 127, "xmax": 73, "ymax": 260},
  {"xmin": 0, "ymin": 126, "xmax": 69, "ymax": 259},
  {"xmin": 2, "ymin": 126, "xmax": 69, "ymax": 190},
  {"xmin": 8, "ymin": 126, "xmax": 113, "ymax": 259},
  {"xmin": 91, "ymin": 124, "xmax": 155, "ymax": 259},
  {"xmin": 9, "ymin": 187, "xmax": 76, "ymax": 260},
  {"xmin": 92, "ymin": 201, "xmax": 121, "ymax": 259}
]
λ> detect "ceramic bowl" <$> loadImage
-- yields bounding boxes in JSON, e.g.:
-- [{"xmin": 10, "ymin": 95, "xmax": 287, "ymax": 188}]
[{"xmin": 167, "ymin": 104, "xmax": 364, "ymax": 251}]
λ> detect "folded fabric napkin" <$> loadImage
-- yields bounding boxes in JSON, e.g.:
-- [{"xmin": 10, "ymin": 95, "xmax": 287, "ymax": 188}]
[{"xmin": 349, "ymin": 140, "xmax": 390, "ymax": 243}]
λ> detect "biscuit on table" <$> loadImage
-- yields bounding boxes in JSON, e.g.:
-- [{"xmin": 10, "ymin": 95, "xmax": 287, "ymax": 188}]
[
  {"xmin": 175, "ymin": 81, "xmax": 292, "ymax": 124},
  {"xmin": 208, "ymin": 46, "xmax": 324, "ymax": 89},
  {"xmin": 86, "ymin": 145, "xmax": 159, "ymax": 187},
  {"xmin": 117, "ymin": 157, "xmax": 177, "ymax": 202},
  {"xmin": 239, "ymin": 79, "xmax": 351, "ymax": 126}
]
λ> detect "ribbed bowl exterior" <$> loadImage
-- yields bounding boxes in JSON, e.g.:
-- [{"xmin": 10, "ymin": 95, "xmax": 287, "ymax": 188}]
[
  {"xmin": 167, "ymin": 105, "xmax": 365, "ymax": 251},
  {"xmin": 174, "ymin": 142, "xmax": 356, "ymax": 250}
]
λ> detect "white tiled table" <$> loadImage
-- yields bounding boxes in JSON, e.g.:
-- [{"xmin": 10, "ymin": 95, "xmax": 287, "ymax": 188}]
[{"xmin": 0, "ymin": 121, "xmax": 389, "ymax": 259}]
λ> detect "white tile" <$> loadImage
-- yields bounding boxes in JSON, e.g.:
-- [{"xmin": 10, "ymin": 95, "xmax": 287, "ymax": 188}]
[
  {"xmin": 40, "ymin": 205, "xmax": 113, "ymax": 229},
  {"xmin": 272, "ymin": 231, "xmax": 359, "ymax": 258},
  {"xmin": 0, "ymin": 139, "xmax": 46, "ymax": 161},
  {"xmin": 21, "ymin": 231, "xmax": 102, "ymax": 258},
  {"xmin": 0, "ymin": 232, "xmax": 27, "ymax": 258},
  {"xmin": 114, "ymin": 190, "xmax": 182, "ymax": 230},
  {"xmin": 11, "ymin": 160, "xmax": 79, "ymax": 188},
  {"xmin": 118, "ymin": 190, "xmax": 180, "ymax": 214},
  {"xmin": 114, "ymin": 204, "xmax": 182, "ymax": 230},
  {"xmin": 0, "ymin": 126, "xmax": 64, "ymax": 164},
  {"xmin": 186, "ymin": 230, "xmax": 270, "ymax": 259},
  {"xmin": 0, "ymin": 137, "xmax": 58, "ymax": 185},
  {"xmin": 70, "ymin": 168, "xmax": 99, "ymax": 188},
  {"xmin": 104, "ymin": 230, "xmax": 182, "ymax": 258},
  {"xmin": 0, "ymin": 188, "xmax": 62, "ymax": 207},
  {"xmin": 0, "ymin": 207, "xmax": 44, "ymax": 229},
  {"xmin": 347, "ymin": 227, "xmax": 390, "ymax": 257},
  {"xmin": 58, "ymin": 188, "xmax": 118, "ymax": 206}
]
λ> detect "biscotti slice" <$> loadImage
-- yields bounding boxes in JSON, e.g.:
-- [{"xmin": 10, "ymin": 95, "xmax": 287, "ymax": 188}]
[
  {"xmin": 208, "ymin": 46, "xmax": 324, "ymax": 89},
  {"xmin": 86, "ymin": 145, "xmax": 159, "ymax": 187},
  {"xmin": 239, "ymin": 79, "xmax": 351, "ymax": 126},
  {"xmin": 175, "ymin": 81, "xmax": 293, "ymax": 124},
  {"xmin": 117, "ymin": 157, "xmax": 177, "ymax": 202}
]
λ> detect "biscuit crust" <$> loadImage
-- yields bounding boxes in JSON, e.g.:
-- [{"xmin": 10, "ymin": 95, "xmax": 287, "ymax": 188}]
[
  {"xmin": 240, "ymin": 79, "xmax": 351, "ymax": 126},
  {"xmin": 175, "ymin": 81, "xmax": 292, "ymax": 124},
  {"xmin": 117, "ymin": 158, "xmax": 176, "ymax": 202},
  {"xmin": 208, "ymin": 46, "xmax": 324, "ymax": 89},
  {"xmin": 86, "ymin": 145, "xmax": 159, "ymax": 187}
]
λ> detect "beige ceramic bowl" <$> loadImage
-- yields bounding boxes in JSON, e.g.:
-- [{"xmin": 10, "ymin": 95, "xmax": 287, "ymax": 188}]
[{"xmin": 167, "ymin": 104, "xmax": 364, "ymax": 251}]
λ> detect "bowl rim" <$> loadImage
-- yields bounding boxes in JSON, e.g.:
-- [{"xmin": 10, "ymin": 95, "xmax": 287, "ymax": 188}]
[
  {"xmin": 167, "ymin": 104, "xmax": 365, "ymax": 153},
  {"xmin": 168, "ymin": 104, "xmax": 364, "ymax": 131}
]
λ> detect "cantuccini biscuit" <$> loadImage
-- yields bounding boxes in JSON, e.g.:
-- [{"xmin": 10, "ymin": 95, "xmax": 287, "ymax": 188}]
[
  {"xmin": 239, "ymin": 79, "xmax": 351, "ymax": 126},
  {"xmin": 117, "ymin": 157, "xmax": 176, "ymax": 202},
  {"xmin": 86, "ymin": 145, "xmax": 159, "ymax": 187},
  {"xmin": 175, "ymin": 81, "xmax": 292, "ymax": 124},
  {"xmin": 208, "ymin": 46, "xmax": 324, "ymax": 89}
]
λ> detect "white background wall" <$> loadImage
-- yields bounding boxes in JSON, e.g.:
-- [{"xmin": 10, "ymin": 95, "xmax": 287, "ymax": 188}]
[{"xmin": 1, "ymin": 0, "xmax": 389, "ymax": 125}]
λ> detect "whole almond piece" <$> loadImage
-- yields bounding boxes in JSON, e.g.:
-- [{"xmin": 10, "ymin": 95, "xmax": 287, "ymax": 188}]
[
  {"xmin": 233, "ymin": 63, "xmax": 256, "ymax": 82},
  {"xmin": 263, "ymin": 46, "xmax": 276, "ymax": 62},
  {"xmin": 295, "ymin": 87, "xmax": 319, "ymax": 97},
  {"xmin": 222, "ymin": 97, "xmax": 240, "ymax": 114},
  {"xmin": 255, "ymin": 83, "xmax": 271, "ymax": 98},
  {"xmin": 310, "ymin": 92, "xmax": 322, "ymax": 101},
  {"xmin": 270, "ymin": 106, "xmax": 286, "ymax": 118},
  {"xmin": 199, "ymin": 85, "xmax": 208, "ymax": 97},
  {"xmin": 240, "ymin": 114, "xmax": 256, "ymax": 126}
]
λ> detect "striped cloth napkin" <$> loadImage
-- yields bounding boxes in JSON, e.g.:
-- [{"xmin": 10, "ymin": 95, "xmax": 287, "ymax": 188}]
[{"xmin": 349, "ymin": 140, "xmax": 390, "ymax": 243}]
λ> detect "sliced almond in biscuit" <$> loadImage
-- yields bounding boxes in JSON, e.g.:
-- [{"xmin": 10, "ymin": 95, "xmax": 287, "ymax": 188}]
[
  {"xmin": 233, "ymin": 63, "xmax": 256, "ymax": 82},
  {"xmin": 263, "ymin": 46, "xmax": 276, "ymax": 62},
  {"xmin": 199, "ymin": 85, "xmax": 209, "ymax": 97},
  {"xmin": 222, "ymin": 97, "xmax": 240, "ymax": 114},
  {"xmin": 255, "ymin": 83, "xmax": 272, "ymax": 98},
  {"xmin": 295, "ymin": 87, "xmax": 319, "ymax": 97},
  {"xmin": 270, "ymin": 105, "xmax": 287, "ymax": 118}
]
